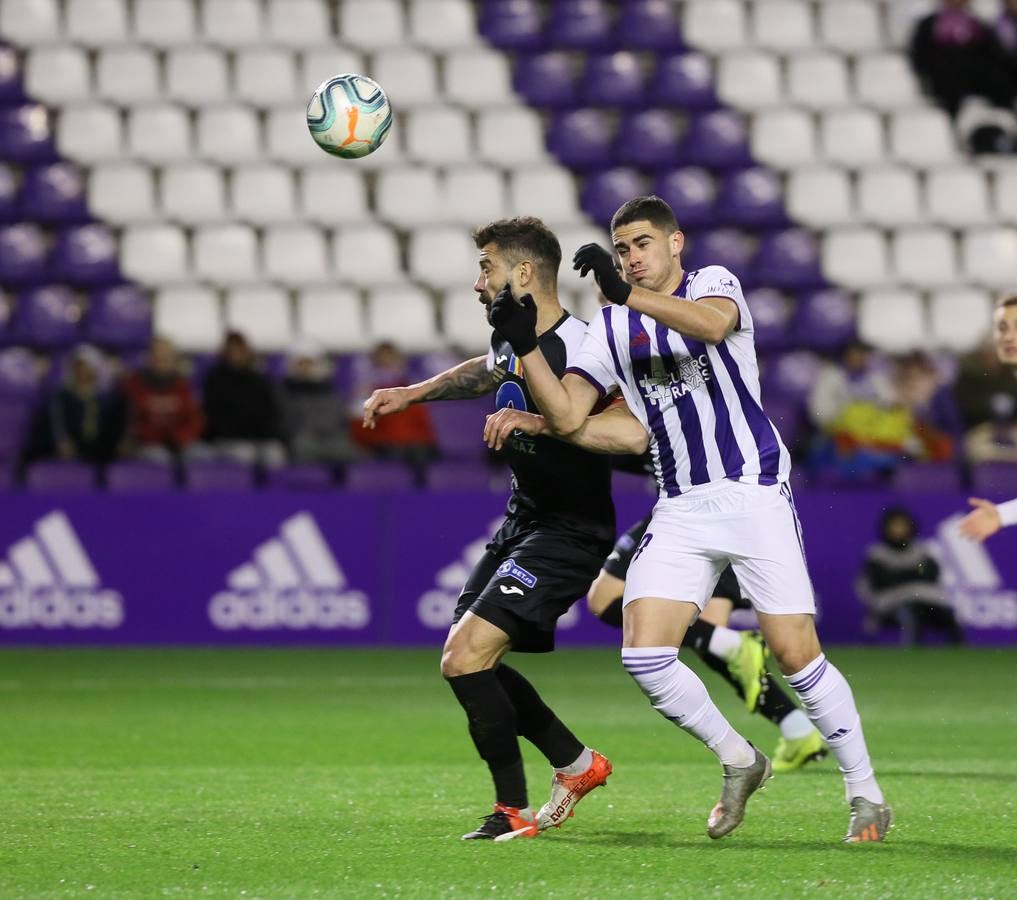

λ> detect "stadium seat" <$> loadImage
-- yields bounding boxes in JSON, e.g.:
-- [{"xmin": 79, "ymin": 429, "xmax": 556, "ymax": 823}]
[
  {"xmin": 786, "ymin": 53, "xmax": 850, "ymax": 110},
  {"xmin": 0, "ymin": 0, "xmax": 60, "ymax": 45},
  {"xmin": 299, "ymin": 168, "xmax": 369, "ymax": 225},
  {"xmin": 410, "ymin": 0, "xmax": 477, "ymax": 48},
  {"xmin": 378, "ymin": 168, "xmax": 444, "ymax": 226},
  {"xmin": 822, "ymin": 228, "xmax": 890, "ymax": 288},
  {"xmin": 547, "ymin": 109, "xmax": 615, "ymax": 170},
  {"xmin": 65, "ymin": 0, "xmax": 128, "ymax": 46},
  {"xmin": 961, "ymin": 228, "xmax": 1017, "ymax": 288},
  {"xmin": 892, "ymin": 227, "xmax": 959, "ymax": 287},
  {"xmin": 616, "ymin": 0, "xmax": 685, "ymax": 50},
  {"xmin": 647, "ymin": 52, "xmax": 718, "ymax": 110},
  {"xmin": 619, "ymin": 110, "xmax": 684, "ymax": 169},
  {"xmin": 754, "ymin": 228, "xmax": 824, "ymax": 289},
  {"xmin": 508, "ymin": 166, "xmax": 583, "ymax": 225},
  {"xmin": 265, "ymin": 0, "xmax": 332, "ymax": 47},
  {"xmin": 25, "ymin": 46, "xmax": 91, "ymax": 105},
  {"xmin": 95, "ymin": 48, "xmax": 161, "ymax": 105},
  {"xmin": 478, "ymin": 0, "xmax": 543, "ymax": 51},
  {"xmin": 166, "ymin": 48, "xmax": 230, "ymax": 106},
  {"xmin": 86, "ymin": 284, "xmax": 152, "ymax": 349},
  {"xmin": 926, "ymin": 167, "xmax": 992, "ymax": 227},
  {"xmin": 444, "ymin": 49, "xmax": 515, "ymax": 109},
  {"xmin": 201, "ymin": 0, "xmax": 265, "ymax": 46},
  {"xmin": 854, "ymin": 54, "xmax": 922, "ymax": 110},
  {"xmin": 746, "ymin": 287, "xmax": 793, "ymax": 351},
  {"xmin": 856, "ymin": 167, "xmax": 923, "ymax": 227},
  {"xmin": 133, "ymin": 0, "xmax": 197, "ymax": 46},
  {"xmin": 750, "ymin": 0, "xmax": 815, "ymax": 50},
  {"xmin": 581, "ymin": 167, "xmax": 646, "ymax": 226},
  {"xmin": 996, "ymin": 169, "xmax": 1017, "ymax": 221},
  {"xmin": 717, "ymin": 166, "xmax": 788, "ymax": 227},
  {"xmin": 373, "ymin": 49, "xmax": 439, "ymax": 109},
  {"xmin": 477, "ymin": 108, "xmax": 546, "ymax": 165},
  {"xmin": 88, "ymin": 163, "xmax": 157, "ymax": 224},
  {"xmin": 345, "ymin": 460, "xmax": 416, "ymax": 491},
  {"xmin": 161, "ymin": 163, "xmax": 227, "ymax": 224},
  {"xmin": 197, "ymin": 106, "xmax": 261, "ymax": 165},
  {"xmin": 52, "ymin": 223, "xmax": 120, "ymax": 284},
  {"xmin": 57, "ymin": 105, "xmax": 123, "ymax": 164},
  {"xmin": 234, "ymin": 49, "xmax": 299, "ymax": 107},
  {"xmin": 652, "ymin": 167, "xmax": 715, "ymax": 228},
  {"xmin": 751, "ymin": 109, "xmax": 817, "ymax": 169},
  {"xmin": 444, "ymin": 166, "xmax": 508, "ymax": 226},
  {"xmin": 266, "ymin": 106, "xmax": 333, "ymax": 166},
  {"xmin": 929, "ymin": 287, "xmax": 993, "ymax": 352},
  {"xmin": 339, "ymin": 0, "xmax": 405, "ymax": 48},
  {"xmin": 224, "ymin": 287, "xmax": 292, "ymax": 350},
  {"xmin": 817, "ymin": 1, "xmax": 883, "ymax": 52},
  {"xmin": 193, "ymin": 225, "xmax": 260, "ymax": 285},
  {"xmin": 295, "ymin": 287, "xmax": 366, "ymax": 353},
  {"xmin": 0, "ymin": 163, "xmax": 19, "ymax": 219},
  {"xmin": 126, "ymin": 105, "xmax": 191, "ymax": 164},
  {"xmin": 0, "ymin": 223, "xmax": 48, "ymax": 283},
  {"xmin": 857, "ymin": 289, "xmax": 928, "ymax": 353},
  {"xmin": 581, "ymin": 52, "xmax": 646, "ymax": 108},
  {"xmin": 0, "ymin": 346, "xmax": 42, "ymax": 397},
  {"xmin": 21, "ymin": 162, "xmax": 88, "ymax": 222},
  {"xmin": 12, "ymin": 285, "xmax": 81, "ymax": 347},
  {"xmin": 405, "ymin": 107, "xmax": 473, "ymax": 165},
  {"xmin": 185, "ymin": 460, "xmax": 255, "ymax": 492},
  {"xmin": 793, "ymin": 288, "xmax": 857, "ymax": 352},
  {"xmin": 442, "ymin": 290, "xmax": 494, "ymax": 353},
  {"xmin": 106, "ymin": 461, "xmax": 177, "ymax": 493},
  {"xmin": 684, "ymin": 227, "xmax": 755, "ymax": 277},
  {"xmin": 715, "ymin": 52, "xmax": 782, "ymax": 110},
  {"xmin": 333, "ymin": 225, "xmax": 401, "ymax": 288},
  {"xmin": 121, "ymin": 224, "xmax": 189, "ymax": 285},
  {"xmin": 25, "ymin": 461, "xmax": 97, "ymax": 492},
  {"xmin": 821, "ymin": 109, "xmax": 885, "ymax": 166},
  {"xmin": 365, "ymin": 286, "xmax": 441, "ymax": 351},
  {"xmin": 154, "ymin": 286, "xmax": 223, "ymax": 353},
  {"xmin": 0, "ymin": 103, "xmax": 56, "ymax": 163},
  {"xmin": 0, "ymin": 45, "xmax": 24, "ymax": 104},
  {"xmin": 680, "ymin": 110, "xmax": 752, "ymax": 168},
  {"xmin": 263, "ymin": 225, "xmax": 329, "ymax": 286},
  {"xmin": 684, "ymin": 0, "xmax": 748, "ymax": 50},
  {"xmin": 546, "ymin": 0, "xmax": 614, "ymax": 51},
  {"xmin": 786, "ymin": 167, "xmax": 853, "ymax": 227},
  {"xmin": 408, "ymin": 227, "xmax": 477, "ymax": 289},
  {"xmin": 300, "ymin": 48, "xmax": 367, "ymax": 94},
  {"xmin": 231, "ymin": 165, "xmax": 297, "ymax": 225},
  {"xmin": 890, "ymin": 108, "xmax": 958, "ymax": 166}
]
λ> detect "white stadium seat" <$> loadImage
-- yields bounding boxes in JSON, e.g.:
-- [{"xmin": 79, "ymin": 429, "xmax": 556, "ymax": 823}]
[
  {"xmin": 716, "ymin": 52, "xmax": 782, "ymax": 110},
  {"xmin": 750, "ymin": 0, "xmax": 814, "ymax": 50},
  {"xmin": 406, "ymin": 107, "xmax": 474, "ymax": 165},
  {"xmin": 154, "ymin": 286, "xmax": 223, "ymax": 353},
  {"xmin": 25, "ymin": 46, "xmax": 91, "ymax": 105},
  {"xmin": 786, "ymin": 53, "xmax": 850, "ymax": 110},
  {"xmin": 684, "ymin": 1, "xmax": 748, "ymax": 51},
  {"xmin": 993, "ymin": 169, "xmax": 1017, "ymax": 222},
  {"xmin": 892, "ymin": 227, "xmax": 959, "ymax": 287},
  {"xmin": 121, "ymin": 224, "xmax": 189, "ymax": 285},
  {"xmin": 366, "ymin": 287, "xmax": 441, "ymax": 351},
  {"xmin": 234, "ymin": 49, "xmax": 300, "ymax": 107},
  {"xmin": 265, "ymin": 0, "xmax": 332, "ymax": 47},
  {"xmin": 822, "ymin": 228, "xmax": 890, "ymax": 288},
  {"xmin": 477, "ymin": 108, "xmax": 547, "ymax": 165},
  {"xmin": 818, "ymin": 1, "xmax": 883, "ymax": 52},
  {"xmin": 333, "ymin": 225, "xmax": 402, "ymax": 287},
  {"xmin": 88, "ymin": 163, "xmax": 156, "ymax": 224},
  {"xmin": 373, "ymin": 49, "xmax": 439, "ymax": 109},
  {"xmin": 857, "ymin": 167, "xmax": 922, "ymax": 227},
  {"xmin": 961, "ymin": 228, "xmax": 1017, "ymax": 288},
  {"xmin": 231, "ymin": 165, "xmax": 297, "ymax": 225},
  {"xmin": 855, "ymin": 54, "xmax": 922, "ymax": 111},
  {"xmin": 442, "ymin": 290, "xmax": 493, "ymax": 353},
  {"xmin": 858, "ymin": 289, "xmax": 928, "ymax": 353},
  {"xmin": 126, "ymin": 105, "xmax": 192, "ymax": 164},
  {"xmin": 224, "ymin": 287, "xmax": 293, "ymax": 350},
  {"xmin": 444, "ymin": 50, "xmax": 515, "ymax": 109},
  {"xmin": 266, "ymin": 106, "xmax": 329, "ymax": 165},
  {"xmin": 339, "ymin": 0, "xmax": 405, "ymax": 48},
  {"xmin": 192, "ymin": 225, "xmax": 260, "ymax": 285},
  {"xmin": 161, "ymin": 163, "xmax": 227, "ymax": 225},
  {"xmin": 165, "ymin": 48, "xmax": 230, "ymax": 107},
  {"xmin": 95, "ymin": 49, "xmax": 161, "ymax": 105},
  {"xmin": 375, "ymin": 168, "xmax": 443, "ymax": 225},
  {"xmin": 556, "ymin": 225, "xmax": 612, "ymax": 292},
  {"xmin": 57, "ymin": 105, "xmax": 123, "ymax": 163},
  {"xmin": 444, "ymin": 166, "xmax": 508, "ymax": 226},
  {"xmin": 196, "ymin": 106, "xmax": 261, "ymax": 164},
  {"xmin": 820, "ymin": 109, "xmax": 885, "ymax": 166},
  {"xmin": 751, "ymin": 109, "xmax": 817, "ymax": 169},
  {"xmin": 0, "ymin": 0, "xmax": 60, "ymax": 45},
  {"xmin": 133, "ymin": 0, "xmax": 197, "ymax": 47},
  {"xmin": 299, "ymin": 168, "xmax": 369, "ymax": 225},
  {"xmin": 65, "ymin": 0, "xmax": 127, "ymax": 47},
  {"xmin": 890, "ymin": 108, "xmax": 958, "ymax": 166},
  {"xmin": 926, "ymin": 167, "xmax": 992, "ymax": 227},
  {"xmin": 295, "ymin": 287, "xmax": 367, "ymax": 353},
  {"xmin": 300, "ymin": 48, "xmax": 367, "ymax": 92},
  {"xmin": 508, "ymin": 166, "xmax": 583, "ymax": 225},
  {"xmin": 929, "ymin": 288, "xmax": 994, "ymax": 352},
  {"xmin": 409, "ymin": 0, "xmax": 478, "ymax": 49},
  {"xmin": 408, "ymin": 227, "xmax": 478, "ymax": 289},
  {"xmin": 201, "ymin": 0, "xmax": 265, "ymax": 47},
  {"xmin": 786, "ymin": 167, "xmax": 854, "ymax": 227}
]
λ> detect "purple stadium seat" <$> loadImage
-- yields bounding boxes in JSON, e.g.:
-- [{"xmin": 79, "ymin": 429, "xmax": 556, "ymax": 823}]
[
  {"xmin": 794, "ymin": 288, "xmax": 856, "ymax": 352},
  {"xmin": 0, "ymin": 346, "xmax": 41, "ymax": 397},
  {"xmin": 513, "ymin": 51, "xmax": 578, "ymax": 108},
  {"xmin": 653, "ymin": 167, "xmax": 716, "ymax": 228},
  {"xmin": 616, "ymin": 109, "xmax": 682, "ymax": 169},
  {"xmin": 764, "ymin": 395, "xmax": 803, "ymax": 447},
  {"xmin": 0, "ymin": 104, "xmax": 56, "ymax": 163},
  {"xmin": 678, "ymin": 110, "xmax": 752, "ymax": 169},
  {"xmin": 0, "ymin": 397, "xmax": 29, "ymax": 460},
  {"xmin": 647, "ymin": 53, "xmax": 717, "ymax": 110},
  {"xmin": 745, "ymin": 288, "xmax": 792, "ymax": 353},
  {"xmin": 0, "ymin": 223, "xmax": 48, "ymax": 283},
  {"xmin": 753, "ymin": 228, "xmax": 824, "ymax": 290},
  {"xmin": 612, "ymin": 469, "xmax": 656, "ymax": 495},
  {"xmin": 427, "ymin": 460, "xmax": 510, "ymax": 491},
  {"xmin": 762, "ymin": 350, "xmax": 822, "ymax": 402},
  {"xmin": 580, "ymin": 167, "xmax": 646, "ymax": 226},
  {"xmin": 0, "ymin": 46, "xmax": 26, "ymax": 104},
  {"xmin": 717, "ymin": 167, "xmax": 789, "ymax": 228},
  {"xmin": 892, "ymin": 463, "xmax": 962, "ymax": 493},
  {"xmin": 479, "ymin": 0, "xmax": 545, "ymax": 50},
  {"xmin": 12, "ymin": 286, "xmax": 82, "ymax": 348},
  {"xmin": 185, "ymin": 460, "xmax": 255, "ymax": 492},
  {"xmin": 582, "ymin": 52, "xmax": 647, "ymax": 107},
  {"xmin": 52, "ymin": 223, "xmax": 120, "ymax": 284},
  {"xmin": 264, "ymin": 464, "xmax": 335, "ymax": 491},
  {"xmin": 344, "ymin": 460, "xmax": 416, "ymax": 491},
  {"xmin": 546, "ymin": 109, "xmax": 615, "ymax": 169},
  {"xmin": 617, "ymin": 0, "xmax": 685, "ymax": 50},
  {"xmin": 971, "ymin": 462, "xmax": 1017, "ymax": 495},
  {"xmin": 105, "ymin": 460, "xmax": 177, "ymax": 492},
  {"xmin": 86, "ymin": 285, "xmax": 152, "ymax": 349},
  {"xmin": 683, "ymin": 228, "xmax": 755, "ymax": 277},
  {"xmin": 25, "ymin": 461, "xmax": 97, "ymax": 492},
  {"xmin": 21, "ymin": 163, "xmax": 89, "ymax": 223},
  {"xmin": 548, "ymin": 0, "xmax": 614, "ymax": 50},
  {"xmin": 0, "ymin": 162, "xmax": 17, "ymax": 221},
  {"xmin": 427, "ymin": 400, "xmax": 489, "ymax": 459}
]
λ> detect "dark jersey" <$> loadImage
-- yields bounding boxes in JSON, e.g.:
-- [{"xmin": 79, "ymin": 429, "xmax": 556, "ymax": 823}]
[{"xmin": 487, "ymin": 313, "xmax": 615, "ymax": 542}]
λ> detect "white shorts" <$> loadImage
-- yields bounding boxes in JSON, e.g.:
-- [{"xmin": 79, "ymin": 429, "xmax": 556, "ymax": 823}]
[{"xmin": 622, "ymin": 480, "xmax": 816, "ymax": 616}]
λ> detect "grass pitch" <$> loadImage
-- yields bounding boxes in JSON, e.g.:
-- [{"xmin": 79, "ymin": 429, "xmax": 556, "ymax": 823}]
[{"xmin": 1, "ymin": 647, "xmax": 1014, "ymax": 899}]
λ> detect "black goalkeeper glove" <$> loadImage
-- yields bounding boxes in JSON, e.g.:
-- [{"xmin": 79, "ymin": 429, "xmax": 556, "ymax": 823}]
[
  {"xmin": 487, "ymin": 284, "xmax": 538, "ymax": 356},
  {"xmin": 572, "ymin": 243, "xmax": 631, "ymax": 305}
]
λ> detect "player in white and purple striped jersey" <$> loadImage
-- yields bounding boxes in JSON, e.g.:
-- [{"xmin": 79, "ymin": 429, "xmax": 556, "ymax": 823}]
[{"xmin": 488, "ymin": 196, "xmax": 892, "ymax": 843}]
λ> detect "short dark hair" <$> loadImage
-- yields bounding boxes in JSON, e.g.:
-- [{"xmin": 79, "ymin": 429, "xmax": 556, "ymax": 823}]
[
  {"xmin": 611, "ymin": 195, "xmax": 679, "ymax": 234},
  {"xmin": 998, "ymin": 295, "xmax": 1017, "ymax": 309},
  {"xmin": 472, "ymin": 216, "xmax": 562, "ymax": 285}
]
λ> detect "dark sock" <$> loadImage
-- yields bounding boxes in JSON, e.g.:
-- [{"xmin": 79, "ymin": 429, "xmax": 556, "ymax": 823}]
[
  {"xmin": 692, "ymin": 639, "xmax": 747, "ymax": 701},
  {"xmin": 757, "ymin": 674, "xmax": 800, "ymax": 727},
  {"xmin": 446, "ymin": 669, "xmax": 527, "ymax": 808},
  {"xmin": 496, "ymin": 664, "xmax": 584, "ymax": 768},
  {"xmin": 683, "ymin": 618, "xmax": 716, "ymax": 655},
  {"xmin": 597, "ymin": 596, "xmax": 624, "ymax": 628}
]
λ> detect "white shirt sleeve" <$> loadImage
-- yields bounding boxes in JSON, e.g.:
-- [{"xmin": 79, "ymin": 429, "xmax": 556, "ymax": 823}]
[
  {"xmin": 564, "ymin": 309, "xmax": 620, "ymax": 398},
  {"xmin": 997, "ymin": 497, "xmax": 1017, "ymax": 528},
  {"xmin": 485, "ymin": 344, "xmax": 495, "ymax": 372},
  {"xmin": 687, "ymin": 265, "xmax": 751, "ymax": 332}
]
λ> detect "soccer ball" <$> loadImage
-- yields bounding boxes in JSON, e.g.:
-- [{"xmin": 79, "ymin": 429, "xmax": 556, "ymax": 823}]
[{"xmin": 306, "ymin": 74, "xmax": 392, "ymax": 159}]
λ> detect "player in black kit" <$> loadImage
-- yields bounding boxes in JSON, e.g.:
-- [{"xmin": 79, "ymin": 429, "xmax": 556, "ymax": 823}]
[{"xmin": 362, "ymin": 218, "xmax": 649, "ymax": 841}]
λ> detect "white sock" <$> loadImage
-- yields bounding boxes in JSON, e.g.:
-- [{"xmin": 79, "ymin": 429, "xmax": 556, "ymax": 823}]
[
  {"xmin": 707, "ymin": 625, "xmax": 742, "ymax": 661},
  {"xmin": 554, "ymin": 747, "xmax": 593, "ymax": 776},
  {"xmin": 779, "ymin": 709, "xmax": 815, "ymax": 740},
  {"xmin": 785, "ymin": 654, "xmax": 884, "ymax": 803},
  {"xmin": 622, "ymin": 646, "xmax": 755, "ymax": 768}
]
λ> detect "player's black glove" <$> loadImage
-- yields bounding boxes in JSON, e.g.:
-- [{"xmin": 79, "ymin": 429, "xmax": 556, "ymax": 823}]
[
  {"xmin": 572, "ymin": 243, "xmax": 631, "ymax": 305},
  {"xmin": 487, "ymin": 284, "xmax": 538, "ymax": 356}
]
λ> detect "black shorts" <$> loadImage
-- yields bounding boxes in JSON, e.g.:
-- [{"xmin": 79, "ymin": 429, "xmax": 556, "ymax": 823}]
[
  {"xmin": 453, "ymin": 517, "xmax": 614, "ymax": 653},
  {"xmin": 603, "ymin": 515, "xmax": 750, "ymax": 610}
]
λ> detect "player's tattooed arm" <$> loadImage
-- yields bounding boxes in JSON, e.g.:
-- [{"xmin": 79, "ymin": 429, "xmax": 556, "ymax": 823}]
[{"xmin": 484, "ymin": 402, "xmax": 649, "ymax": 455}]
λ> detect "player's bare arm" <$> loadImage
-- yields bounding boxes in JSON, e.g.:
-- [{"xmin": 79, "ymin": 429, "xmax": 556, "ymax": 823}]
[
  {"xmin": 362, "ymin": 356, "xmax": 495, "ymax": 428},
  {"xmin": 484, "ymin": 402, "xmax": 650, "ymax": 455}
]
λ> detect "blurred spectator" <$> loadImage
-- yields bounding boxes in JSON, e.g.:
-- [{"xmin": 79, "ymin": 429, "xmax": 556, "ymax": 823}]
[
  {"xmin": 280, "ymin": 340, "xmax": 357, "ymax": 466},
  {"xmin": 24, "ymin": 345, "xmax": 125, "ymax": 464},
  {"xmin": 857, "ymin": 508, "xmax": 964, "ymax": 646},
  {"xmin": 892, "ymin": 352, "xmax": 961, "ymax": 463},
  {"xmin": 122, "ymin": 336, "xmax": 204, "ymax": 464},
  {"xmin": 349, "ymin": 341, "xmax": 436, "ymax": 466},
  {"xmin": 202, "ymin": 331, "xmax": 286, "ymax": 468}
]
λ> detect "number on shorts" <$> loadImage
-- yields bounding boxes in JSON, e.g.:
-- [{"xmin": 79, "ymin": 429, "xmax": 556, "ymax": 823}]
[{"xmin": 632, "ymin": 532, "xmax": 653, "ymax": 562}]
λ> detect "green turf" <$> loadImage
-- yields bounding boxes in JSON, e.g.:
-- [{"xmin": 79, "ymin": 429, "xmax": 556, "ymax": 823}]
[{"xmin": 1, "ymin": 647, "xmax": 1014, "ymax": 899}]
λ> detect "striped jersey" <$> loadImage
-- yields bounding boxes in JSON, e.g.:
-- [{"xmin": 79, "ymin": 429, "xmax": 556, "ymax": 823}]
[{"xmin": 566, "ymin": 265, "xmax": 791, "ymax": 498}]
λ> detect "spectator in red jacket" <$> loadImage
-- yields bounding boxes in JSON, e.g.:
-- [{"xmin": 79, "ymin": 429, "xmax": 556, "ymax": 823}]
[{"xmin": 122, "ymin": 336, "xmax": 204, "ymax": 463}]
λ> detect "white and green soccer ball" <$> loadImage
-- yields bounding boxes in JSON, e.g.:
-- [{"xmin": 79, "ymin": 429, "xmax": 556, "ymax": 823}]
[{"xmin": 306, "ymin": 73, "xmax": 392, "ymax": 159}]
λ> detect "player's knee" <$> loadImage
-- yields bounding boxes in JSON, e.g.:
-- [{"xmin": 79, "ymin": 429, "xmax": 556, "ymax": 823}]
[
  {"xmin": 771, "ymin": 643, "xmax": 821, "ymax": 677},
  {"xmin": 440, "ymin": 639, "xmax": 492, "ymax": 678}
]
